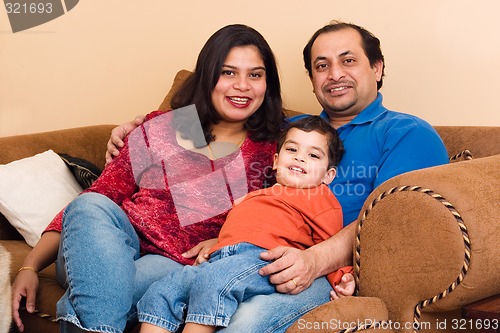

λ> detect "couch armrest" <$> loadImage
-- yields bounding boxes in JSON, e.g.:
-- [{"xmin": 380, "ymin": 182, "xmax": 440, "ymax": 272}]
[
  {"xmin": 354, "ymin": 154, "xmax": 500, "ymax": 329},
  {"xmin": 286, "ymin": 297, "xmax": 393, "ymax": 333},
  {"xmin": 287, "ymin": 155, "xmax": 499, "ymax": 333}
]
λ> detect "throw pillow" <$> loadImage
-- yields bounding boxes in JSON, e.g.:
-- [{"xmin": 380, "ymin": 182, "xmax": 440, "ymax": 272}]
[
  {"xmin": 58, "ymin": 153, "xmax": 102, "ymax": 189},
  {"xmin": 0, "ymin": 150, "xmax": 82, "ymax": 247}
]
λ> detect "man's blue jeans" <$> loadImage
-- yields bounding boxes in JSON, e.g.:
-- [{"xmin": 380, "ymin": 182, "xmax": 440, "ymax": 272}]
[{"xmin": 56, "ymin": 193, "xmax": 331, "ymax": 333}]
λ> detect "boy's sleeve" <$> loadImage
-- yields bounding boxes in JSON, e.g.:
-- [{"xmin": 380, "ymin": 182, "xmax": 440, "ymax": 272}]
[{"xmin": 326, "ymin": 265, "xmax": 354, "ymax": 287}]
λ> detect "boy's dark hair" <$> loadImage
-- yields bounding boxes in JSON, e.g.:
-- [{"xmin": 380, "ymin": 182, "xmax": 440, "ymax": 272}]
[
  {"xmin": 302, "ymin": 20, "xmax": 385, "ymax": 90},
  {"xmin": 277, "ymin": 116, "xmax": 344, "ymax": 168}
]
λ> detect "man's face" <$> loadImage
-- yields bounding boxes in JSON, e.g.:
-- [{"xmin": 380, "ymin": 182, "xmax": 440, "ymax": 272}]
[{"xmin": 309, "ymin": 28, "xmax": 383, "ymax": 121}]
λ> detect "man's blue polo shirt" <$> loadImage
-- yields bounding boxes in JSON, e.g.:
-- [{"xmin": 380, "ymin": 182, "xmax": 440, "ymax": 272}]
[{"xmin": 290, "ymin": 93, "xmax": 449, "ymax": 225}]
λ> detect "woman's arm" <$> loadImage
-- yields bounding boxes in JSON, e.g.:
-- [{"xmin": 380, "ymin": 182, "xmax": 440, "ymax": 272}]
[{"xmin": 11, "ymin": 231, "xmax": 61, "ymax": 332}]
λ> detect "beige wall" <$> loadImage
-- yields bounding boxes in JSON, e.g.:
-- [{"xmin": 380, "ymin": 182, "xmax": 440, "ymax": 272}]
[{"xmin": 1, "ymin": 0, "xmax": 500, "ymax": 137}]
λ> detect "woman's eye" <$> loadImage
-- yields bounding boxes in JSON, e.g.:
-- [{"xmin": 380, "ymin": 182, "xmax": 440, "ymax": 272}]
[
  {"xmin": 249, "ymin": 72, "xmax": 262, "ymax": 78},
  {"xmin": 222, "ymin": 70, "xmax": 235, "ymax": 76}
]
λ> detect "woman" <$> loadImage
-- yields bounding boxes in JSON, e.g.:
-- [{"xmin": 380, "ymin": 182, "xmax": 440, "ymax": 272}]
[{"xmin": 11, "ymin": 24, "xmax": 285, "ymax": 333}]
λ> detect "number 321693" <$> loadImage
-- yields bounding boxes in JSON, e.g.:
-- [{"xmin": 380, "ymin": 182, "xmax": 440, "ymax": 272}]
[
  {"xmin": 452, "ymin": 318, "xmax": 499, "ymax": 330},
  {"xmin": 5, "ymin": 2, "xmax": 53, "ymax": 14}
]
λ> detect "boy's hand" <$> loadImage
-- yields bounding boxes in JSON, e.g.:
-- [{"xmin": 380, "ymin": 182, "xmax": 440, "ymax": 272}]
[
  {"xmin": 182, "ymin": 238, "xmax": 218, "ymax": 265},
  {"xmin": 330, "ymin": 273, "xmax": 355, "ymax": 300}
]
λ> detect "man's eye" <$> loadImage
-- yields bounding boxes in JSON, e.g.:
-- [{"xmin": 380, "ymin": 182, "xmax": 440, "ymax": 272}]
[{"xmin": 315, "ymin": 63, "xmax": 328, "ymax": 71}]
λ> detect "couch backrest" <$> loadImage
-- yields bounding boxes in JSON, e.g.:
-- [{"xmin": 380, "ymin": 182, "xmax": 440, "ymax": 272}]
[
  {"xmin": 0, "ymin": 125, "xmax": 115, "ymax": 240},
  {"xmin": 434, "ymin": 126, "xmax": 500, "ymax": 159}
]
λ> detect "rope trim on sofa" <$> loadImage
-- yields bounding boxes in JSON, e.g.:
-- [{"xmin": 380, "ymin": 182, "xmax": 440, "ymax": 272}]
[
  {"xmin": 354, "ymin": 185, "xmax": 471, "ymax": 333},
  {"xmin": 449, "ymin": 149, "xmax": 474, "ymax": 162}
]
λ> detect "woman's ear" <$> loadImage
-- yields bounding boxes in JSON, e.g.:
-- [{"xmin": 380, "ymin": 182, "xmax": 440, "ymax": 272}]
[{"xmin": 322, "ymin": 168, "xmax": 336, "ymax": 185}]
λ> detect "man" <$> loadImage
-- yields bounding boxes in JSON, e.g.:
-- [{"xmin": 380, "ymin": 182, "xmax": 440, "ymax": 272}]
[{"xmin": 106, "ymin": 21, "xmax": 449, "ymax": 332}]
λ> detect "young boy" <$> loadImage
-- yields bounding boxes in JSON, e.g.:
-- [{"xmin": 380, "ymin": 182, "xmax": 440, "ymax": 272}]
[{"xmin": 138, "ymin": 116, "xmax": 355, "ymax": 333}]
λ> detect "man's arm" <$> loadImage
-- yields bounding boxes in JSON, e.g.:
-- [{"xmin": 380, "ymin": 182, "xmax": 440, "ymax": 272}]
[
  {"xmin": 259, "ymin": 222, "xmax": 357, "ymax": 294},
  {"xmin": 105, "ymin": 115, "xmax": 145, "ymax": 165}
]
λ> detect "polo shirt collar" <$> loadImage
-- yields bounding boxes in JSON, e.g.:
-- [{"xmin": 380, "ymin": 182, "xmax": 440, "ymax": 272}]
[{"xmin": 319, "ymin": 92, "xmax": 386, "ymax": 127}]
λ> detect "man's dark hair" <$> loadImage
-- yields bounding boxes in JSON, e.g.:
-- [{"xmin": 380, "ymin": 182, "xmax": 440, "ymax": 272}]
[
  {"xmin": 277, "ymin": 116, "xmax": 344, "ymax": 168},
  {"xmin": 303, "ymin": 20, "xmax": 385, "ymax": 90}
]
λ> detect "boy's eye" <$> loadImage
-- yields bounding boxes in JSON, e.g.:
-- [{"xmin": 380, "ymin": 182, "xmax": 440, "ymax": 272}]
[
  {"xmin": 286, "ymin": 147, "xmax": 297, "ymax": 152},
  {"xmin": 309, "ymin": 153, "xmax": 320, "ymax": 159}
]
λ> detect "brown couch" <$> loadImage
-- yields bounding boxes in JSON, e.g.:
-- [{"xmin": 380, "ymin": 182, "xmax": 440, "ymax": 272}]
[{"xmin": 1, "ymin": 70, "xmax": 500, "ymax": 333}]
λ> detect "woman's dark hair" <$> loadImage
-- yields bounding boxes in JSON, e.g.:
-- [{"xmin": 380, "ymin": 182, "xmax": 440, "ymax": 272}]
[
  {"xmin": 171, "ymin": 24, "xmax": 285, "ymax": 145},
  {"xmin": 277, "ymin": 115, "xmax": 344, "ymax": 168},
  {"xmin": 303, "ymin": 20, "xmax": 385, "ymax": 90}
]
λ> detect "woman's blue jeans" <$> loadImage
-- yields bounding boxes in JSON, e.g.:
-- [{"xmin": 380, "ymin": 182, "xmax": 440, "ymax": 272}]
[
  {"xmin": 56, "ymin": 193, "xmax": 331, "ymax": 333},
  {"xmin": 56, "ymin": 193, "xmax": 183, "ymax": 333}
]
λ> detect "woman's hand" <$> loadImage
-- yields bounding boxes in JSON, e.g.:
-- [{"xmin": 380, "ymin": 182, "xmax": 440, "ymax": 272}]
[
  {"xmin": 182, "ymin": 238, "xmax": 218, "ymax": 265},
  {"xmin": 105, "ymin": 115, "xmax": 145, "ymax": 165},
  {"xmin": 258, "ymin": 246, "xmax": 319, "ymax": 295},
  {"xmin": 11, "ymin": 269, "xmax": 40, "ymax": 332}
]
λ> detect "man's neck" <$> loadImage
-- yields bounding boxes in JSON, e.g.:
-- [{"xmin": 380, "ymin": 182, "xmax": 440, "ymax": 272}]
[{"xmin": 329, "ymin": 115, "xmax": 357, "ymax": 129}]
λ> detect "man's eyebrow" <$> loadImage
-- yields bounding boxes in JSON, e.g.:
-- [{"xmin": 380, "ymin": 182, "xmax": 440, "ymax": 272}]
[
  {"xmin": 222, "ymin": 64, "xmax": 266, "ymax": 71},
  {"xmin": 313, "ymin": 50, "xmax": 353, "ymax": 63},
  {"xmin": 313, "ymin": 56, "xmax": 328, "ymax": 64},
  {"xmin": 339, "ymin": 50, "xmax": 352, "ymax": 57}
]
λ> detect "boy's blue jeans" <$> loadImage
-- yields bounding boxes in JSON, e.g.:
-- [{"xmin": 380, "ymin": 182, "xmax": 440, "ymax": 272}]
[
  {"xmin": 138, "ymin": 243, "xmax": 276, "ymax": 331},
  {"xmin": 56, "ymin": 193, "xmax": 331, "ymax": 333}
]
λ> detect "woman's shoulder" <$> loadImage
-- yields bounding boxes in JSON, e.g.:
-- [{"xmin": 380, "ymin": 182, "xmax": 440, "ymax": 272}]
[{"xmin": 144, "ymin": 110, "xmax": 169, "ymax": 122}]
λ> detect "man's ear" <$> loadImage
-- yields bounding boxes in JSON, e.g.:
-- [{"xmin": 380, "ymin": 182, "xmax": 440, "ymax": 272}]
[
  {"xmin": 373, "ymin": 60, "xmax": 384, "ymax": 82},
  {"xmin": 322, "ymin": 168, "xmax": 336, "ymax": 185}
]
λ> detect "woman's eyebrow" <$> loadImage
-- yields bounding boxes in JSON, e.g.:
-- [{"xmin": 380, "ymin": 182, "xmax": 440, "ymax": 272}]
[{"xmin": 222, "ymin": 64, "xmax": 266, "ymax": 71}]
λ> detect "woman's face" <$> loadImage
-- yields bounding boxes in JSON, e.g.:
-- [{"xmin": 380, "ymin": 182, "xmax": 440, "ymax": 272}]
[{"xmin": 211, "ymin": 45, "xmax": 267, "ymax": 124}]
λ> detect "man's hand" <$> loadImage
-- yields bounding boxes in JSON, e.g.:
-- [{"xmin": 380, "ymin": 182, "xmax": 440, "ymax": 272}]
[
  {"xmin": 259, "ymin": 246, "xmax": 319, "ymax": 295},
  {"xmin": 182, "ymin": 238, "xmax": 218, "ymax": 265},
  {"xmin": 105, "ymin": 115, "xmax": 145, "ymax": 165},
  {"xmin": 11, "ymin": 270, "xmax": 40, "ymax": 332}
]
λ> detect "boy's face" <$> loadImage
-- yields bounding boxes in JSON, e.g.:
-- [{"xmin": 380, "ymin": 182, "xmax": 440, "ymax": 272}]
[{"xmin": 273, "ymin": 128, "xmax": 336, "ymax": 188}]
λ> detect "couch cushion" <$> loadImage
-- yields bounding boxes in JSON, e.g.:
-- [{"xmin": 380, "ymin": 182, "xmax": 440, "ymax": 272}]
[
  {"xmin": 58, "ymin": 153, "xmax": 102, "ymax": 189},
  {"xmin": 0, "ymin": 150, "xmax": 82, "ymax": 247}
]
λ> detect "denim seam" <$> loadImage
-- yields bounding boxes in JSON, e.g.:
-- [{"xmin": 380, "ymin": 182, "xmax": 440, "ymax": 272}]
[
  {"xmin": 216, "ymin": 260, "xmax": 269, "ymax": 324},
  {"xmin": 138, "ymin": 313, "xmax": 181, "ymax": 332}
]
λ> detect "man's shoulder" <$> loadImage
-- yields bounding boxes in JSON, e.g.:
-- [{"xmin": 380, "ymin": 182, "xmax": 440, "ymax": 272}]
[{"xmin": 375, "ymin": 109, "xmax": 436, "ymax": 134}]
